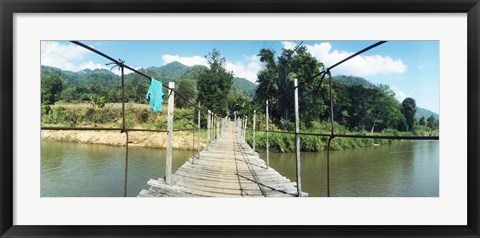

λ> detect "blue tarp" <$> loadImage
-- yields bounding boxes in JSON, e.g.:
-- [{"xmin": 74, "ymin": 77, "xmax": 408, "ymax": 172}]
[{"xmin": 145, "ymin": 78, "xmax": 164, "ymax": 112}]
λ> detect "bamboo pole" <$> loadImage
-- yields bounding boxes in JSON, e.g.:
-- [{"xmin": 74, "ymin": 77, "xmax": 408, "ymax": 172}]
[
  {"xmin": 253, "ymin": 110, "xmax": 256, "ymax": 153},
  {"xmin": 166, "ymin": 82, "xmax": 175, "ymax": 185},
  {"xmin": 266, "ymin": 100, "xmax": 269, "ymax": 168},
  {"xmin": 294, "ymin": 78, "xmax": 302, "ymax": 196},
  {"xmin": 207, "ymin": 110, "xmax": 211, "ymax": 150},
  {"xmin": 196, "ymin": 103, "xmax": 201, "ymax": 162}
]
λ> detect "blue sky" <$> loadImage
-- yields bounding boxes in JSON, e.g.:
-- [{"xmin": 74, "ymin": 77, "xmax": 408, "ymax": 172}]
[{"xmin": 41, "ymin": 40, "xmax": 439, "ymax": 113}]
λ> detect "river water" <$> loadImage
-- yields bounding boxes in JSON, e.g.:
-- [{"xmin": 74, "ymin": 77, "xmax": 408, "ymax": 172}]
[{"xmin": 41, "ymin": 140, "xmax": 438, "ymax": 197}]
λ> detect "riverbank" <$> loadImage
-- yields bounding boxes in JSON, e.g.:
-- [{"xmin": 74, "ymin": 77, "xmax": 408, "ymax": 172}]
[{"xmin": 41, "ymin": 130, "xmax": 206, "ymax": 150}]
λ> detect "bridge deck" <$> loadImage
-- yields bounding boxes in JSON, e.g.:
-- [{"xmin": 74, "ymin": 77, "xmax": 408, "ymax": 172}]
[{"xmin": 138, "ymin": 121, "xmax": 305, "ymax": 197}]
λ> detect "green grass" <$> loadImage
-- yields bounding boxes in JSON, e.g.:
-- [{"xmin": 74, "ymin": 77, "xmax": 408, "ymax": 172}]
[
  {"xmin": 41, "ymin": 102, "xmax": 199, "ymax": 131},
  {"xmin": 244, "ymin": 120, "xmax": 438, "ymax": 153}
]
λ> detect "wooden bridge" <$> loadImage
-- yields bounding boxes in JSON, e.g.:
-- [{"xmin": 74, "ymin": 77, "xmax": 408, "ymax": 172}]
[{"xmin": 138, "ymin": 121, "xmax": 306, "ymax": 197}]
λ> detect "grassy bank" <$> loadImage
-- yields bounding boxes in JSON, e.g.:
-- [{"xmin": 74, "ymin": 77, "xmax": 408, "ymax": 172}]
[
  {"xmin": 244, "ymin": 121, "xmax": 438, "ymax": 153},
  {"xmin": 41, "ymin": 102, "xmax": 207, "ymax": 150}
]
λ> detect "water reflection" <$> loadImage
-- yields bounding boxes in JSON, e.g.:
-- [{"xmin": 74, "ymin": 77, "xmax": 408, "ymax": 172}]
[
  {"xmin": 41, "ymin": 142, "xmax": 191, "ymax": 197},
  {"xmin": 258, "ymin": 141, "xmax": 439, "ymax": 197}
]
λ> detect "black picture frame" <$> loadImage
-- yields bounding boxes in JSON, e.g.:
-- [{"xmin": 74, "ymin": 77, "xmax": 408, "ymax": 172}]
[{"xmin": 1, "ymin": 0, "xmax": 479, "ymax": 237}]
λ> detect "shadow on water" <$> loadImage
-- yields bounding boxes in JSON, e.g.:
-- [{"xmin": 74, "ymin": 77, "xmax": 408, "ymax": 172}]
[
  {"xmin": 41, "ymin": 142, "xmax": 191, "ymax": 197},
  {"xmin": 258, "ymin": 140, "xmax": 439, "ymax": 197}
]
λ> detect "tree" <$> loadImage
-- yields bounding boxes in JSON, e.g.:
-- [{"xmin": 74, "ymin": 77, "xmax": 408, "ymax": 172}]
[
  {"xmin": 60, "ymin": 87, "xmax": 76, "ymax": 102},
  {"xmin": 41, "ymin": 75, "xmax": 63, "ymax": 105},
  {"xmin": 255, "ymin": 48, "xmax": 279, "ymax": 118},
  {"xmin": 197, "ymin": 49, "xmax": 234, "ymax": 116},
  {"xmin": 175, "ymin": 79, "xmax": 197, "ymax": 108},
  {"xmin": 401, "ymin": 97, "xmax": 416, "ymax": 131},
  {"xmin": 419, "ymin": 116, "xmax": 426, "ymax": 126},
  {"xmin": 88, "ymin": 94, "xmax": 105, "ymax": 108},
  {"xmin": 427, "ymin": 115, "xmax": 439, "ymax": 130},
  {"xmin": 254, "ymin": 46, "xmax": 325, "ymax": 124}
]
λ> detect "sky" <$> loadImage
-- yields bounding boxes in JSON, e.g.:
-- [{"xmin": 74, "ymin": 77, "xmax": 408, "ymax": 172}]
[{"xmin": 41, "ymin": 40, "xmax": 439, "ymax": 113}]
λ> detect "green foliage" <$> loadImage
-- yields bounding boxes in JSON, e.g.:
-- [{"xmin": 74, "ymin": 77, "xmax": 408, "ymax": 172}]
[
  {"xmin": 333, "ymin": 75, "xmax": 375, "ymax": 88},
  {"xmin": 88, "ymin": 94, "xmax": 106, "ymax": 108},
  {"xmin": 197, "ymin": 49, "xmax": 234, "ymax": 116},
  {"xmin": 416, "ymin": 107, "xmax": 438, "ymax": 121},
  {"xmin": 41, "ymin": 103, "xmax": 201, "ymax": 132},
  {"xmin": 41, "ymin": 75, "xmax": 63, "ymax": 105},
  {"xmin": 402, "ymin": 97, "xmax": 417, "ymax": 131},
  {"xmin": 426, "ymin": 115, "xmax": 439, "ymax": 130},
  {"xmin": 419, "ymin": 116, "xmax": 426, "ymax": 126},
  {"xmin": 175, "ymin": 79, "xmax": 197, "ymax": 108},
  {"xmin": 254, "ymin": 46, "xmax": 325, "ymax": 124}
]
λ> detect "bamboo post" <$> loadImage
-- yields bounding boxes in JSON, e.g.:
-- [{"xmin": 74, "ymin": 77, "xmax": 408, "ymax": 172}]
[
  {"xmin": 266, "ymin": 100, "xmax": 269, "ymax": 168},
  {"xmin": 207, "ymin": 110, "xmax": 211, "ymax": 150},
  {"xmin": 121, "ymin": 64, "xmax": 129, "ymax": 197},
  {"xmin": 213, "ymin": 114, "xmax": 216, "ymax": 141},
  {"xmin": 216, "ymin": 117, "xmax": 220, "ymax": 139},
  {"xmin": 253, "ymin": 110, "xmax": 256, "ymax": 153},
  {"xmin": 244, "ymin": 116, "xmax": 247, "ymax": 143},
  {"xmin": 196, "ymin": 103, "xmax": 201, "ymax": 162},
  {"xmin": 240, "ymin": 117, "xmax": 243, "ymax": 141},
  {"xmin": 166, "ymin": 82, "xmax": 175, "ymax": 185},
  {"xmin": 294, "ymin": 78, "xmax": 302, "ymax": 196}
]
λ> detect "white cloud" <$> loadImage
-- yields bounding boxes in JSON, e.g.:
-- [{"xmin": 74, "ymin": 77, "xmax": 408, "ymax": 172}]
[
  {"xmin": 41, "ymin": 41, "xmax": 132, "ymax": 75},
  {"xmin": 161, "ymin": 54, "xmax": 208, "ymax": 67},
  {"xmin": 394, "ymin": 90, "xmax": 408, "ymax": 102},
  {"xmin": 282, "ymin": 41, "xmax": 407, "ymax": 77},
  {"xmin": 225, "ymin": 55, "xmax": 262, "ymax": 82},
  {"xmin": 41, "ymin": 41, "xmax": 92, "ymax": 71},
  {"xmin": 161, "ymin": 54, "xmax": 262, "ymax": 83},
  {"xmin": 78, "ymin": 61, "xmax": 108, "ymax": 71},
  {"xmin": 282, "ymin": 41, "xmax": 297, "ymax": 50}
]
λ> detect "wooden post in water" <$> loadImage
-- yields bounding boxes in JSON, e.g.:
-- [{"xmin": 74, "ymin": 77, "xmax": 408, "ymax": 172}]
[
  {"xmin": 196, "ymin": 103, "xmax": 201, "ymax": 161},
  {"xmin": 294, "ymin": 78, "xmax": 302, "ymax": 196},
  {"xmin": 253, "ymin": 110, "xmax": 256, "ymax": 153},
  {"xmin": 166, "ymin": 82, "xmax": 175, "ymax": 185},
  {"xmin": 207, "ymin": 110, "xmax": 211, "ymax": 150},
  {"xmin": 266, "ymin": 100, "xmax": 269, "ymax": 168}
]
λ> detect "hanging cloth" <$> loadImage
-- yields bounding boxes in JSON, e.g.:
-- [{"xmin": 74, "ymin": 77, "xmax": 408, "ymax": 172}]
[{"xmin": 145, "ymin": 78, "xmax": 164, "ymax": 112}]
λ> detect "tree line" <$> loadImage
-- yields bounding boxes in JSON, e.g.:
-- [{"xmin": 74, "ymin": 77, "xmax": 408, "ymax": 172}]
[{"xmin": 41, "ymin": 46, "xmax": 439, "ymax": 133}]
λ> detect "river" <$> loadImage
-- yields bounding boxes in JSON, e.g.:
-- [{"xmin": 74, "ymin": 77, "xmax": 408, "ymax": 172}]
[{"xmin": 41, "ymin": 140, "xmax": 438, "ymax": 197}]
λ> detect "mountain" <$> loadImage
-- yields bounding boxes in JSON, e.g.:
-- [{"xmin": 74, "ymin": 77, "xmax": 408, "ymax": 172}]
[
  {"xmin": 332, "ymin": 74, "xmax": 439, "ymax": 120},
  {"xmin": 233, "ymin": 77, "xmax": 257, "ymax": 98},
  {"xmin": 41, "ymin": 62, "xmax": 257, "ymax": 102},
  {"xmin": 416, "ymin": 107, "xmax": 439, "ymax": 120},
  {"xmin": 143, "ymin": 61, "xmax": 191, "ymax": 82},
  {"xmin": 333, "ymin": 75, "xmax": 375, "ymax": 88}
]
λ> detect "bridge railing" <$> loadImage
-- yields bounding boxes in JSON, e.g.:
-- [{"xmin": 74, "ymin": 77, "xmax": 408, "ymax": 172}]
[{"xmin": 41, "ymin": 41, "xmax": 224, "ymax": 197}]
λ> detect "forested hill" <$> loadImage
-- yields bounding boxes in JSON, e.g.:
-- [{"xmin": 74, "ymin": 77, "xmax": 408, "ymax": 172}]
[
  {"xmin": 41, "ymin": 61, "xmax": 258, "ymax": 103},
  {"xmin": 333, "ymin": 75, "xmax": 439, "ymax": 120},
  {"xmin": 333, "ymin": 75, "xmax": 375, "ymax": 88},
  {"xmin": 416, "ymin": 108, "xmax": 439, "ymax": 120}
]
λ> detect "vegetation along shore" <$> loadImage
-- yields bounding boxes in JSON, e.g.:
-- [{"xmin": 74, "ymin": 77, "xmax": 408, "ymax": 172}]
[{"xmin": 41, "ymin": 46, "xmax": 439, "ymax": 153}]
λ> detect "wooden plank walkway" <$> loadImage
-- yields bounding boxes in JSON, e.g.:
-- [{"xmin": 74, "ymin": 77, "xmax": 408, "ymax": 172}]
[{"xmin": 138, "ymin": 121, "xmax": 307, "ymax": 197}]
